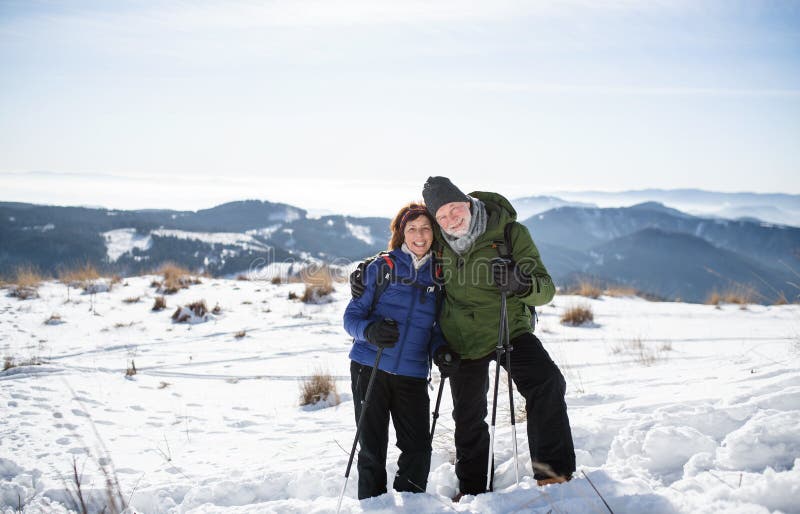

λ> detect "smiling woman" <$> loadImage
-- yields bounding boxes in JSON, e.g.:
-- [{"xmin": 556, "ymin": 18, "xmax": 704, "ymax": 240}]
[{"xmin": 342, "ymin": 201, "xmax": 444, "ymax": 501}]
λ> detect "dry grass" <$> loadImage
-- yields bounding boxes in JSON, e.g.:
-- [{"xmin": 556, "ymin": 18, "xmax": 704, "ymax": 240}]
[
  {"xmin": 270, "ymin": 276, "xmax": 283, "ymax": 285},
  {"xmin": 568, "ymin": 280, "xmax": 602, "ymax": 299},
  {"xmin": 236, "ymin": 274, "xmax": 250, "ymax": 281},
  {"xmin": 235, "ymin": 330, "xmax": 247, "ymax": 339},
  {"xmin": 603, "ymin": 285, "xmax": 640, "ymax": 298},
  {"xmin": 156, "ymin": 262, "xmax": 201, "ymax": 294},
  {"xmin": 59, "ymin": 263, "xmax": 101, "ymax": 287},
  {"xmin": 171, "ymin": 300, "xmax": 208, "ymax": 322},
  {"xmin": 611, "ymin": 337, "xmax": 671, "ymax": 366},
  {"xmin": 9, "ymin": 265, "xmax": 44, "ymax": 299},
  {"xmin": 125, "ymin": 360, "xmax": 137, "ymax": 377},
  {"xmin": 773, "ymin": 292, "xmax": 793, "ymax": 306},
  {"xmin": 707, "ymin": 287, "xmax": 756, "ymax": 306},
  {"xmin": 300, "ymin": 265, "xmax": 335, "ymax": 303},
  {"xmin": 299, "ymin": 369, "xmax": 340, "ymax": 407},
  {"xmin": 44, "ymin": 313, "xmax": 63, "ymax": 325},
  {"xmin": 152, "ymin": 296, "xmax": 167, "ymax": 311},
  {"xmin": 123, "ymin": 296, "xmax": 140, "ymax": 304},
  {"xmin": 3, "ymin": 356, "xmax": 43, "ymax": 371},
  {"xmin": 560, "ymin": 303, "xmax": 594, "ymax": 326}
]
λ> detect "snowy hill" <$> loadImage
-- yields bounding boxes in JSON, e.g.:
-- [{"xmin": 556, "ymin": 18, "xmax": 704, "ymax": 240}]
[{"xmin": 1, "ymin": 276, "xmax": 799, "ymax": 513}]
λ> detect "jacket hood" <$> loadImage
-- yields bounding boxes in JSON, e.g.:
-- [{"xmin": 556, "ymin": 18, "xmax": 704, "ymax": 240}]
[{"xmin": 469, "ymin": 191, "xmax": 518, "ymax": 222}]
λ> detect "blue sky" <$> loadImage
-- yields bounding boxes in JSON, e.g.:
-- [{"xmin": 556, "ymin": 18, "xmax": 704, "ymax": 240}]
[{"xmin": 1, "ymin": 0, "xmax": 799, "ymax": 214}]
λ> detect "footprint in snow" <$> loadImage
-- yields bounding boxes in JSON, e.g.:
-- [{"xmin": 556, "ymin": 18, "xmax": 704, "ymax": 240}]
[{"xmin": 227, "ymin": 420, "xmax": 259, "ymax": 428}]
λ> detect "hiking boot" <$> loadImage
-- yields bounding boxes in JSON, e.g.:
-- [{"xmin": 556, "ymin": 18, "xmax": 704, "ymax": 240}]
[{"xmin": 536, "ymin": 474, "xmax": 573, "ymax": 486}]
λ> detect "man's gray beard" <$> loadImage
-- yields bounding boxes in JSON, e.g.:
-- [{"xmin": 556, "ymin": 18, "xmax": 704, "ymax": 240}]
[{"xmin": 443, "ymin": 210, "xmax": 472, "ymax": 238}]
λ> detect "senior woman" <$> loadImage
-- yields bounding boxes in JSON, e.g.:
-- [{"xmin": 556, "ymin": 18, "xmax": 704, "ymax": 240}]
[{"xmin": 343, "ymin": 202, "xmax": 445, "ymax": 499}]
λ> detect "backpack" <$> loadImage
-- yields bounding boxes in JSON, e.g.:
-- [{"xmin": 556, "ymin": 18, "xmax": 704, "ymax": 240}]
[{"xmin": 491, "ymin": 222, "xmax": 538, "ymax": 332}]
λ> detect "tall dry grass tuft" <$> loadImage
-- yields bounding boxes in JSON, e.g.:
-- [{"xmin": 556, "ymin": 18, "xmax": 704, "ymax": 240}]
[
  {"xmin": 707, "ymin": 286, "xmax": 755, "ymax": 307},
  {"xmin": 152, "ymin": 296, "xmax": 167, "ymax": 311},
  {"xmin": 156, "ymin": 262, "xmax": 200, "ymax": 294},
  {"xmin": 560, "ymin": 303, "xmax": 594, "ymax": 326},
  {"xmin": 299, "ymin": 369, "xmax": 340, "ymax": 407},
  {"xmin": 59, "ymin": 263, "xmax": 101, "ymax": 287},
  {"xmin": 171, "ymin": 300, "xmax": 208, "ymax": 322},
  {"xmin": 773, "ymin": 292, "xmax": 790, "ymax": 306},
  {"xmin": 604, "ymin": 285, "xmax": 640, "ymax": 298},
  {"xmin": 10, "ymin": 265, "xmax": 44, "ymax": 299},
  {"xmin": 567, "ymin": 279, "xmax": 602, "ymax": 299},
  {"xmin": 300, "ymin": 265, "xmax": 334, "ymax": 303}
]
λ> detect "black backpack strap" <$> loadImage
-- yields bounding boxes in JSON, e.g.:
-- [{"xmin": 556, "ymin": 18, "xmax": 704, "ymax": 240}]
[
  {"xmin": 369, "ymin": 253, "xmax": 394, "ymax": 316},
  {"xmin": 490, "ymin": 221, "xmax": 516, "ymax": 260},
  {"xmin": 432, "ymin": 251, "xmax": 445, "ymax": 317},
  {"xmin": 495, "ymin": 221, "xmax": 538, "ymax": 332}
]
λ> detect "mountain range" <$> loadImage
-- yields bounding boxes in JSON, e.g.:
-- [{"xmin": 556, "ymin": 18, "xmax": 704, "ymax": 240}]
[{"xmin": 1, "ymin": 191, "xmax": 798, "ymax": 304}]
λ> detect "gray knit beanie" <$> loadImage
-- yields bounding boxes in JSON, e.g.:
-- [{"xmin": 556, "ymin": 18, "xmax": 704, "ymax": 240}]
[{"xmin": 422, "ymin": 176, "xmax": 469, "ymax": 216}]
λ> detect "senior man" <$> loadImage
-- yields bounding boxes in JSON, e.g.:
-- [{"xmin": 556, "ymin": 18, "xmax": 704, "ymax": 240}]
[{"xmin": 424, "ymin": 176, "xmax": 575, "ymax": 500}]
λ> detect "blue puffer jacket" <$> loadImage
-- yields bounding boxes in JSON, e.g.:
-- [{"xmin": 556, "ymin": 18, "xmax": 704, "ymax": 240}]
[{"xmin": 344, "ymin": 248, "xmax": 445, "ymax": 379}]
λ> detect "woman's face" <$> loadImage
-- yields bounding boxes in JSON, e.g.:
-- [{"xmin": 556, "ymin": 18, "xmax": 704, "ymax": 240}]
[{"xmin": 403, "ymin": 215, "xmax": 433, "ymax": 258}]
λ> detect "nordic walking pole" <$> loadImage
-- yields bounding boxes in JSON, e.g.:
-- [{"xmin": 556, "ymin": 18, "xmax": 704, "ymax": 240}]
[
  {"xmin": 336, "ymin": 347, "xmax": 385, "ymax": 514},
  {"xmin": 430, "ymin": 375, "xmax": 446, "ymax": 440},
  {"xmin": 503, "ymin": 290, "xmax": 520, "ymax": 486},
  {"xmin": 486, "ymin": 288, "xmax": 508, "ymax": 492}
]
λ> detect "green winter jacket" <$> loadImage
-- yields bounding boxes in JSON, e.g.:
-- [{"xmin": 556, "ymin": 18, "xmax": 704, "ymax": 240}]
[{"xmin": 436, "ymin": 191, "xmax": 555, "ymax": 360}]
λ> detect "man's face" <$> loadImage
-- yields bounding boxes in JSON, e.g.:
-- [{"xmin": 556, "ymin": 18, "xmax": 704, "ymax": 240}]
[{"xmin": 435, "ymin": 201, "xmax": 471, "ymax": 237}]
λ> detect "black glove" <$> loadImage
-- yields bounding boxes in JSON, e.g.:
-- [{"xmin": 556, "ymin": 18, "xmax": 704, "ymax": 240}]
[
  {"xmin": 433, "ymin": 345, "xmax": 461, "ymax": 377},
  {"xmin": 364, "ymin": 319, "xmax": 399, "ymax": 348},
  {"xmin": 492, "ymin": 258, "xmax": 532, "ymax": 296},
  {"xmin": 349, "ymin": 260, "xmax": 368, "ymax": 298}
]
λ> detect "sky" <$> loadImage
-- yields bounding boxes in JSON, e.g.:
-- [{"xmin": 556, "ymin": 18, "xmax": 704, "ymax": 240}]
[{"xmin": 1, "ymin": 0, "xmax": 799, "ymax": 216}]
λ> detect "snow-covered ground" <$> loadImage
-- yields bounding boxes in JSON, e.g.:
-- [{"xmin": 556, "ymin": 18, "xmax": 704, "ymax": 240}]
[{"xmin": 1, "ymin": 276, "xmax": 799, "ymax": 513}]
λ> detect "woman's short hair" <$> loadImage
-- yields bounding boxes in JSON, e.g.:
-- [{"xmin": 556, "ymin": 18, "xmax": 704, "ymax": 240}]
[{"xmin": 388, "ymin": 202, "xmax": 434, "ymax": 250}]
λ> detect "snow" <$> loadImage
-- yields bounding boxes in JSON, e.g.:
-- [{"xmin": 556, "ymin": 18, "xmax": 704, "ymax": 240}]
[
  {"xmin": 245, "ymin": 224, "xmax": 284, "ymax": 240},
  {"xmin": 21, "ymin": 224, "xmax": 54, "ymax": 232},
  {"xmin": 102, "ymin": 228, "xmax": 153, "ymax": 262},
  {"xmin": 345, "ymin": 222, "xmax": 374, "ymax": 246},
  {"xmin": 1, "ymin": 279, "xmax": 799, "ymax": 513},
  {"xmin": 152, "ymin": 229, "xmax": 271, "ymax": 251}
]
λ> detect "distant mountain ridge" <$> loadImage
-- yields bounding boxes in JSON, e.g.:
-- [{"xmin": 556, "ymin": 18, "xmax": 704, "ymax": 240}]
[
  {"xmin": 2, "ymin": 194, "xmax": 798, "ymax": 304},
  {"xmin": 522, "ymin": 202, "xmax": 799, "ymax": 303},
  {"xmin": 524, "ymin": 188, "xmax": 800, "ymax": 227},
  {"xmin": 0, "ymin": 200, "xmax": 389, "ymax": 278}
]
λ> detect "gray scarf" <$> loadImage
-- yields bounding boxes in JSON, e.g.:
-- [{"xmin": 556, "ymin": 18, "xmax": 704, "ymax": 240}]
[{"xmin": 442, "ymin": 197, "xmax": 487, "ymax": 255}]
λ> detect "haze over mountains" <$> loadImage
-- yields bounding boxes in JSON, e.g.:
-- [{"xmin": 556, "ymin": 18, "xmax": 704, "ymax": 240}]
[{"xmin": 2, "ymin": 189, "xmax": 798, "ymax": 304}]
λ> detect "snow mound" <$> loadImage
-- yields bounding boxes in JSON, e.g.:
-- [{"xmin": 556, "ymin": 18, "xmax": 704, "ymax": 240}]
[{"xmin": 716, "ymin": 410, "xmax": 800, "ymax": 472}]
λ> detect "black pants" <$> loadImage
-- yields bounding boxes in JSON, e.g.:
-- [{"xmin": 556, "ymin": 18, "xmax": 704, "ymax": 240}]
[
  {"xmin": 449, "ymin": 332, "xmax": 576, "ymax": 494},
  {"xmin": 350, "ymin": 360, "xmax": 432, "ymax": 499}
]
